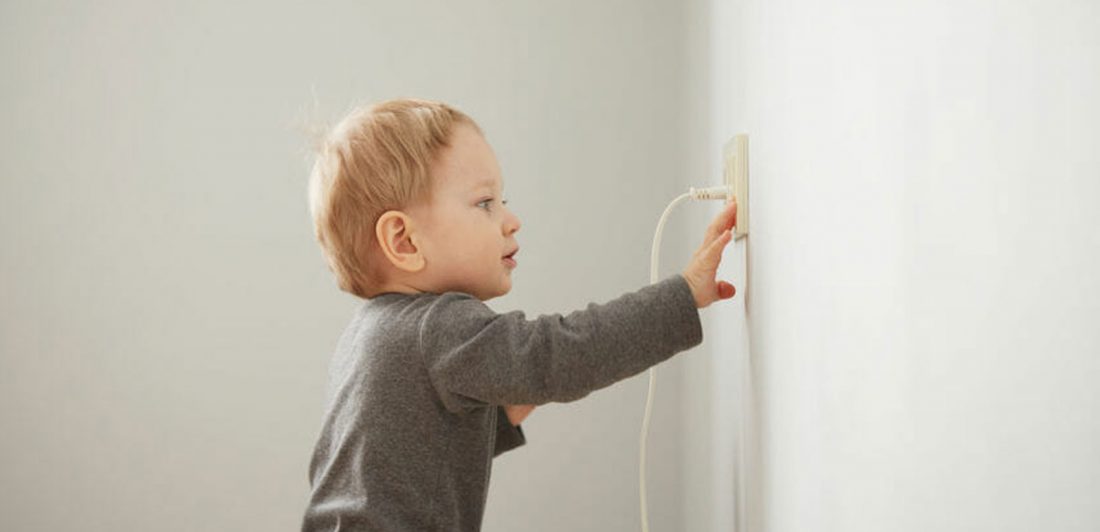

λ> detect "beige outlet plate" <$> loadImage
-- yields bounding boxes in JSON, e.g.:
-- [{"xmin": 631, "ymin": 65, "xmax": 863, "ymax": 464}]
[{"xmin": 723, "ymin": 134, "xmax": 749, "ymax": 240}]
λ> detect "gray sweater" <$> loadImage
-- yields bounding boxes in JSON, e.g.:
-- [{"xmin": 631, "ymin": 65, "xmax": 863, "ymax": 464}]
[{"xmin": 301, "ymin": 274, "xmax": 703, "ymax": 531}]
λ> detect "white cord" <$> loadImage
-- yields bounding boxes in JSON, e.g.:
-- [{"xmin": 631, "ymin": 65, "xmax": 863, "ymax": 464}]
[
  {"xmin": 640, "ymin": 186, "xmax": 731, "ymax": 532},
  {"xmin": 640, "ymin": 192, "xmax": 690, "ymax": 532}
]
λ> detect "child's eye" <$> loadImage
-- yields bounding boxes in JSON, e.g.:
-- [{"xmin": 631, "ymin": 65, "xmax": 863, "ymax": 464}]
[{"xmin": 477, "ymin": 198, "xmax": 508, "ymax": 211}]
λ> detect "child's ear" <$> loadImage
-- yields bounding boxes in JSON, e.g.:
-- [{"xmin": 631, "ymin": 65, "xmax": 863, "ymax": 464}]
[{"xmin": 375, "ymin": 211, "xmax": 426, "ymax": 273}]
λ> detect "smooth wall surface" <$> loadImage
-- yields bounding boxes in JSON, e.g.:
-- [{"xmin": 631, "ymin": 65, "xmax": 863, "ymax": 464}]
[
  {"xmin": 701, "ymin": 0, "xmax": 1100, "ymax": 530},
  {"xmin": 0, "ymin": 2, "xmax": 704, "ymax": 530}
]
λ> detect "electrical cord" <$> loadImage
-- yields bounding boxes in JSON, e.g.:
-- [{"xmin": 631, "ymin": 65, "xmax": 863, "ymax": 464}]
[{"xmin": 640, "ymin": 185, "xmax": 733, "ymax": 532}]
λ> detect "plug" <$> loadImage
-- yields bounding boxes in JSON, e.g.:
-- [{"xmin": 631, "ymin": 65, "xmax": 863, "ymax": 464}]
[
  {"xmin": 689, "ymin": 185, "xmax": 732, "ymax": 201},
  {"xmin": 688, "ymin": 134, "xmax": 749, "ymax": 239}
]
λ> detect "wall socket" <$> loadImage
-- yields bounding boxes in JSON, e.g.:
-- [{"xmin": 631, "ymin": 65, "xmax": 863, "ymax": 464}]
[{"xmin": 723, "ymin": 134, "xmax": 749, "ymax": 240}]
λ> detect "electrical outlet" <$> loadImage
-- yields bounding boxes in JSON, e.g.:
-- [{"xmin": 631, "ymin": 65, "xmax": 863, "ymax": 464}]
[{"xmin": 723, "ymin": 134, "xmax": 749, "ymax": 240}]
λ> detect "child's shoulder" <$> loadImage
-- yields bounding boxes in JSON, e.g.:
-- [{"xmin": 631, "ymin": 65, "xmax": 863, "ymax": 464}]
[{"xmin": 360, "ymin": 290, "xmax": 496, "ymax": 328}]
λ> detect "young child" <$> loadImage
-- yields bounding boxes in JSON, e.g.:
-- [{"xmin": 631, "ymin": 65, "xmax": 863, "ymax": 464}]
[{"xmin": 301, "ymin": 98, "xmax": 737, "ymax": 531}]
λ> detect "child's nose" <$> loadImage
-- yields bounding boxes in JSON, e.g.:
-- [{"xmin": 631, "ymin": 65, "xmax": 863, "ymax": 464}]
[{"xmin": 504, "ymin": 212, "xmax": 521, "ymax": 235}]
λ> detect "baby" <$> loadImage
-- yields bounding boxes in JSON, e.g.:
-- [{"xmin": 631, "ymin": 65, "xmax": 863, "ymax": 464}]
[{"xmin": 300, "ymin": 98, "xmax": 737, "ymax": 531}]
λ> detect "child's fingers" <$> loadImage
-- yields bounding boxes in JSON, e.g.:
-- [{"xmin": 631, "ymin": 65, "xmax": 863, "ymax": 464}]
[
  {"xmin": 701, "ymin": 228, "xmax": 733, "ymax": 270},
  {"xmin": 702, "ymin": 200, "xmax": 738, "ymax": 248}
]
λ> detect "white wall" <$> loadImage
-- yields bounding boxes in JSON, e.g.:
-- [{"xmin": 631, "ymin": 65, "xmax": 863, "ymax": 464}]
[
  {"xmin": 699, "ymin": 0, "xmax": 1100, "ymax": 530},
  {"xmin": 11, "ymin": 2, "xmax": 1089, "ymax": 530},
  {"xmin": 0, "ymin": 1, "xmax": 699, "ymax": 530}
]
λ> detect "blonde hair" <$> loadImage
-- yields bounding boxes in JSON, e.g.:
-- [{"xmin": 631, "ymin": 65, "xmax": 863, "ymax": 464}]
[{"xmin": 307, "ymin": 98, "xmax": 483, "ymax": 299}]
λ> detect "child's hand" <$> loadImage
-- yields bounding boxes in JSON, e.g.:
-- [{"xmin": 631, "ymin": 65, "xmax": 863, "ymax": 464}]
[
  {"xmin": 681, "ymin": 199, "xmax": 738, "ymax": 308},
  {"xmin": 504, "ymin": 404, "xmax": 535, "ymax": 426}
]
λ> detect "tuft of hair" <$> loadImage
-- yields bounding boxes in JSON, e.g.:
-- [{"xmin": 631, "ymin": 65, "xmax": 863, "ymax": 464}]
[{"xmin": 305, "ymin": 98, "xmax": 483, "ymax": 299}]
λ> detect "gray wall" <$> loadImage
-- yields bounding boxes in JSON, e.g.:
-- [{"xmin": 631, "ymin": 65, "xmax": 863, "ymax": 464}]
[
  {"xmin": 0, "ymin": 1, "xmax": 706, "ymax": 530},
  {"xmin": 693, "ymin": 0, "xmax": 1100, "ymax": 530}
]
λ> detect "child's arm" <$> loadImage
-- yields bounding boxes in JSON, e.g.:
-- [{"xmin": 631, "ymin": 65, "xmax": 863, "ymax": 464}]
[
  {"xmin": 419, "ymin": 273, "xmax": 700, "ymax": 412},
  {"xmin": 418, "ymin": 199, "xmax": 737, "ymax": 413}
]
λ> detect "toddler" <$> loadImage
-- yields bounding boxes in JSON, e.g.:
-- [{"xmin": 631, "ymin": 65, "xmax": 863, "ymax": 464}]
[{"xmin": 300, "ymin": 98, "xmax": 737, "ymax": 531}]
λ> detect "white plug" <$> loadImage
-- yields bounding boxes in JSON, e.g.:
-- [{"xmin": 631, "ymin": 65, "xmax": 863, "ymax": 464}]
[
  {"xmin": 688, "ymin": 134, "xmax": 748, "ymax": 239},
  {"xmin": 689, "ymin": 185, "xmax": 732, "ymax": 201}
]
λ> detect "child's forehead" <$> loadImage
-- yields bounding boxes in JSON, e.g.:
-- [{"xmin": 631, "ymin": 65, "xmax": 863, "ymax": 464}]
[
  {"xmin": 469, "ymin": 175, "xmax": 501, "ymax": 191},
  {"xmin": 432, "ymin": 176, "xmax": 502, "ymax": 203},
  {"xmin": 434, "ymin": 126, "xmax": 503, "ymax": 193}
]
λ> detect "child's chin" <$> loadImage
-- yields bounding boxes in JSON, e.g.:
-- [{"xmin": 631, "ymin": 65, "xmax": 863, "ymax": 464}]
[{"xmin": 488, "ymin": 282, "xmax": 512, "ymax": 300}]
